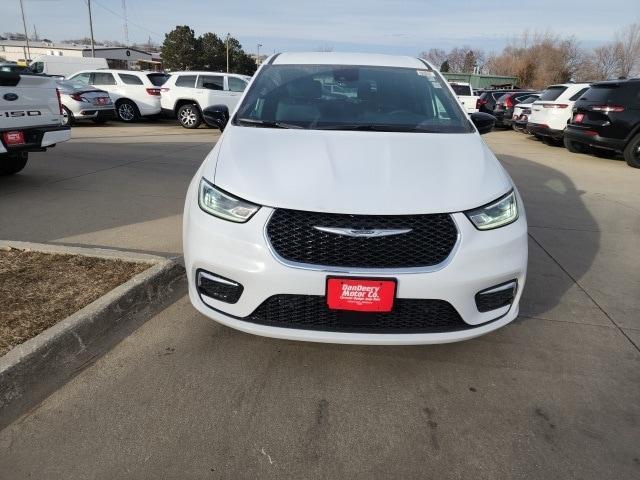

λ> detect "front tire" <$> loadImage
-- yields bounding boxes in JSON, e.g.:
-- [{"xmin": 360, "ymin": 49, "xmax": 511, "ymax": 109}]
[
  {"xmin": 563, "ymin": 137, "xmax": 589, "ymax": 154},
  {"xmin": 116, "ymin": 100, "xmax": 140, "ymax": 123},
  {"xmin": 0, "ymin": 152, "xmax": 28, "ymax": 176},
  {"xmin": 623, "ymin": 133, "xmax": 640, "ymax": 168},
  {"xmin": 177, "ymin": 104, "xmax": 202, "ymax": 129}
]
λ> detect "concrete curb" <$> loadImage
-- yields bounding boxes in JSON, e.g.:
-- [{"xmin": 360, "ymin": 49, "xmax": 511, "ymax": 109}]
[{"xmin": 0, "ymin": 241, "xmax": 187, "ymax": 430}]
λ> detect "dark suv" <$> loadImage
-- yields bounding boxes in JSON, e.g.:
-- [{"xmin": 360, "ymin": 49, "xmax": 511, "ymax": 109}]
[
  {"xmin": 476, "ymin": 89, "xmax": 524, "ymax": 115},
  {"xmin": 564, "ymin": 79, "xmax": 640, "ymax": 168},
  {"xmin": 493, "ymin": 91, "xmax": 539, "ymax": 127}
]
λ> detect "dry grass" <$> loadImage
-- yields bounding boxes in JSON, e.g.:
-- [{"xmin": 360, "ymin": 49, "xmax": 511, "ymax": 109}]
[{"xmin": 0, "ymin": 249, "xmax": 149, "ymax": 357}]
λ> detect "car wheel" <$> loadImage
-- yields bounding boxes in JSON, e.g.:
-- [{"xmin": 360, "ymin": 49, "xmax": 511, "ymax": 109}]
[
  {"xmin": 563, "ymin": 137, "xmax": 589, "ymax": 154},
  {"xmin": 0, "ymin": 152, "xmax": 28, "ymax": 176},
  {"xmin": 177, "ymin": 104, "xmax": 202, "ymax": 129},
  {"xmin": 61, "ymin": 106, "xmax": 74, "ymax": 126},
  {"xmin": 623, "ymin": 133, "xmax": 640, "ymax": 168},
  {"xmin": 116, "ymin": 100, "xmax": 140, "ymax": 122}
]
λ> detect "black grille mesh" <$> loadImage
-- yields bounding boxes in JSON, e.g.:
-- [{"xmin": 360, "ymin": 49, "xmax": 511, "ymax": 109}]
[
  {"xmin": 266, "ymin": 209, "xmax": 458, "ymax": 268},
  {"xmin": 244, "ymin": 295, "xmax": 471, "ymax": 333}
]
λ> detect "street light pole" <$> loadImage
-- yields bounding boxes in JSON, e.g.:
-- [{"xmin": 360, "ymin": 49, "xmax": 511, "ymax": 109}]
[
  {"xmin": 257, "ymin": 43, "xmax": 262, "ymax": 65},
  {"xmin": 18, "ymin": 0, "xmax": 31, "ymax": 61},
  {"xmin": 226, "ymin": 33, "xmax": 230, "ymax": 73},
  {"xmin": 87, "ymin": 0, "xmax": 96, "ymax": 57}
]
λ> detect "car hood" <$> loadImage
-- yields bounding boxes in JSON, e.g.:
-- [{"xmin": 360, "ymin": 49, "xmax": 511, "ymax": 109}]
[{"xmin": 206, "ymin": 126, "xmax": 512, "ymax": 215}]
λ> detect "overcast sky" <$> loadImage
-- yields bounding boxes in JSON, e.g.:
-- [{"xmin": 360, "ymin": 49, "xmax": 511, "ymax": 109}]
[{"xmin": 1, "ymin": 0, "xmax": 637, "ymax": 55}]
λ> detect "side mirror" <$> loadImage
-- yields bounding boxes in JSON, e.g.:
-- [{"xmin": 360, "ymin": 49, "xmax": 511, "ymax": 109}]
[
  {"xmin": 470, "ymin": 112, "xmax": 495, "ymax": 135},
  {"xmin": 202, "ymin": 104, "xmax": 229, "ymax": 131}
]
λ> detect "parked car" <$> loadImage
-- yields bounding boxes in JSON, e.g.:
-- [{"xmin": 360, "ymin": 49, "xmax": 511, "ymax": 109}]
[
  {"xmin": 66, "ymin": 69, "xmax": 168, "ymax": 122},
  {"xmin": 476, "ymin": 89, "xmax": 524, "ymax": 115},
  {"xmin": 564, "ymin": 79, "xmax": 640, "ymax": 168},
  {"xmin": 449, "ymin": 82, "xmax": 478, "ymax": 114},
  {"xmin": 56, "ymin": 80, "xmax": 115, "ymax": 126},
  {"xmin": 0, "ymin": 62, "xmax": 26, "ymax": 73},
  {"xmin": 526, "ymin": 83, "xmax": 591, "ymax": 145},
  {"xmin": 0, "ymin": 71, "xmax": 70, "ymax": 175},
  {"xmin": 160, "ymin": 72, "xmax": 251, "ymax": 128},
  {"xmin": 183, "ymin": 52, "xmax": 527, "ymax": 345},
  {"xmin": 493, "ymin": 91, "xmax": 538, "ymax": 128},
  {"xmin": 27, "ymin": 55, "xmax": 108, "ymax": 78},
  {"xmin": 511, "ymin": 95, "xmax": 540, "ymax": 132}
]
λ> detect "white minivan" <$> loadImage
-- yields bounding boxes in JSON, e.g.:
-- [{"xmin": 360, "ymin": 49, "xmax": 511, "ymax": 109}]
[
  {"xmin": 67, "ymin": 69, "xmax": 168, "ymax": 122},
  {"xmin": 160, "ymin": 72, "xmax": 251, "ymax": 128},
  {"xmin": 183, "ymin": 52, "xmax": 528, "ymax": 345}
]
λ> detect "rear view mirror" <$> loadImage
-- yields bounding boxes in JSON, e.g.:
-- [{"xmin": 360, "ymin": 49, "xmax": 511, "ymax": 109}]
[
  {"xmin": 470, "ymin": 112, "xmax": 495, "ymax": 135},
  {"xmin": 202, "ymin": 104, "xmax": 229, "ymax": 131}
]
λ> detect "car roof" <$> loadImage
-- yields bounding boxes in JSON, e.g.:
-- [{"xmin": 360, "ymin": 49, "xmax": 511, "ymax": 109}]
[
  {"xmin": 168, "ymin": 71, "xmax": 241, "ymax": 76},
  {"xmin": 73, "ymin": 69, "xmax": 161, "ymax": 75},
  {"xmin": 270, "ymin": 52, "xmax": 432, "ymax": 69}
]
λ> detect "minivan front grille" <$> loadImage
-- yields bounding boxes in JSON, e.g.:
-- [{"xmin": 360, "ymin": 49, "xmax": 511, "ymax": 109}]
[
  {"xmin": 266, "ymin": 209, "xmax": 458, "ymax": 269},
  {"xmin": 245, "ymin": 295, "xmax": 470, "ymax": 333}
]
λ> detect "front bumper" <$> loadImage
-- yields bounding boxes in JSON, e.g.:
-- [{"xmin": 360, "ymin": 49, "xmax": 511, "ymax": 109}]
[
  {"xmin": 183, "ymin": 183, "xmax": 528, "ymax": 345},
  {"xmin": 0, "ymin": 125, "xmax": 71, "ymax": 154}
]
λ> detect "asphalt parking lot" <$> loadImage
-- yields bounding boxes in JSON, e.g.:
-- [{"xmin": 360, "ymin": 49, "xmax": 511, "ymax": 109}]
[{"xmin": 0, "ymin": 122, "xmax": 638, "ymax": 479}]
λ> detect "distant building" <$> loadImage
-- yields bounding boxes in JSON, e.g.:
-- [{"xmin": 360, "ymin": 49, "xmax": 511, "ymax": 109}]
[
  {"xmin": 0, "ymin": 40, "xmax": 162, "ymax": 70},
  {"xmin": 442, "ymin": 72, "xmax": 519, "ymax": 89}
]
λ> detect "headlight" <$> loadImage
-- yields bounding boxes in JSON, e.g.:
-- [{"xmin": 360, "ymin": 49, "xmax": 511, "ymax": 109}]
[
  {"xmin": 465, "ymin": 191, "xmax": 518, "ymax": 230},
  {"xmin": 198, "ymin": 178, "xmax": 260, "ymax": 223}
]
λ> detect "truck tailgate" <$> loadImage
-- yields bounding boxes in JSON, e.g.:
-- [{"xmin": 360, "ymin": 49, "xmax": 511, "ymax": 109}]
[{"xmin": 1, "ymin": 73, "xmax": 62, "ymax": 130}]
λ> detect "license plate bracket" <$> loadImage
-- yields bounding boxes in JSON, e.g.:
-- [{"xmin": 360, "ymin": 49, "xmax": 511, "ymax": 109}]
[{"xmin": 326, "ymin": 277, "xmax": 396, "ymax": 312}]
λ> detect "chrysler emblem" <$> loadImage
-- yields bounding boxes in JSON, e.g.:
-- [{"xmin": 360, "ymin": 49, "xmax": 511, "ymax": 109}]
[{"xmin": 313, "ymin": 226, "xmax": 412, "ymax": 238}]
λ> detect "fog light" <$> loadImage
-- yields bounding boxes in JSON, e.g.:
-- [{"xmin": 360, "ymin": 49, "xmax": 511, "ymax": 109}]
[
  {"xmin": 196, "ymin": 269, "xmax": 243, "ymax": 304},
  {"xmin": 475, "ymin": 280, "xmax": 517, "ymax": 312}
]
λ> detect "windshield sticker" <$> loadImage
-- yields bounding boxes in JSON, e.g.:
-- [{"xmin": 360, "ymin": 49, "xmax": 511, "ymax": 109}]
[{"xmin": 417, "ymin": 70, "xmax": 435, "ymax": 78}]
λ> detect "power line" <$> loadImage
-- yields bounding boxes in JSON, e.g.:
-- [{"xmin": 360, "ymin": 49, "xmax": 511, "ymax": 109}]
[{"xmin": 88, "ymin": 0, "xmax": 160, "ymax": 39}]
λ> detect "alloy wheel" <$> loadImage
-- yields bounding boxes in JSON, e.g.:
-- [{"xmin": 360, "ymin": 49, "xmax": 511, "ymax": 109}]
[
  {"xmin": 179, "ymin": 107, "xmax": 198, "ymax": 127},
  {"xmin": 118, "ymin": 103, "xmax": 135, "ymax": 122}
]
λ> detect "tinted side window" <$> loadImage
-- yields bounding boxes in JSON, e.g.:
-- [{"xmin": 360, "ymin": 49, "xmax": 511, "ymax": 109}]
[
  {"xmin": 198, "ymin": 75, "xmax": 224, "ymax": 90},
  {"xmin": 228, "ymin": 77, "xmax": 248, "ymax": 92},
  {"xmin": 569, "ymin": 87, "xmax": 589, "ymax": 101},
  {"xmin": 119, "ymin": 73, "xmax": 143, "ymax": 85},
  {"xmin": 539, "ymin": 86, "xmax": 567, "ymax": 101},
  {"xmin": 450, "ymin": 84, "xmax": 471, "ymax": 96},
  {"xmin": 92, "ymin": 72, "xmax": 116, "ymax": 86},
  {"xmin": 175, "ymin": 75, "xmax": 197, "ymax": 88}
]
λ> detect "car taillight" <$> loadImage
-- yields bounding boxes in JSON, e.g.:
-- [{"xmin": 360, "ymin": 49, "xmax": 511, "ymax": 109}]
[
  {"xmin": 476, "ymin": 98, "xmax": 487, "ymax": 109},
  {"xmin": 505, "ymin": 96, "xmax": 514, "ymax": 108},
  {"xmin": 543, "ymin": 104, "xmax": 568, "ymax": 109},
  {"xmin": 146, "ymin": 88, "xmax": 161, "ymax": 96},
  {"xmin": 590, "ymin": 105, "xmax": 624, "ymax": 113},
  {"xmin": 160, "ymin": 87, "xmax": 170, "ymax": 92},
  {"xmin": 56, "ymin": 88, "xmax": 63, "ymax": 114},
  {"xmin": 70, "ymin": 93, "xmax": 84, "ymax": 101}
]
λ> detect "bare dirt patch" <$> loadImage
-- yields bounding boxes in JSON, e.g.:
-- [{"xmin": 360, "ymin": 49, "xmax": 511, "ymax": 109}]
[{"xmin": 0, "ymin": 248, "xmax": 149, "ymax": 356}]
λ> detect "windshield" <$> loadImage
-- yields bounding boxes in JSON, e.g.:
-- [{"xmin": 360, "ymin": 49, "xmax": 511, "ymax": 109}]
[{"xmin": 234, "ymin": 64, "xmax": 471, "ymax": 133}]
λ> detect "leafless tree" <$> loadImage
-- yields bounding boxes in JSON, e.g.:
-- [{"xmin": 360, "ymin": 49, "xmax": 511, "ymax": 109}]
[
  {"xmin": 420, "ymin": 48, "xmax": 447, "ymax": 69},
  {"xmin": 614, "ymin": 22, "xmax": 640, "ymax": 77}
]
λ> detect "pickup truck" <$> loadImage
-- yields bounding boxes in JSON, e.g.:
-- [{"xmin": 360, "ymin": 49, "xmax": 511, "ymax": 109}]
[
  {"xmin": 1, "ymin": 72, "xmax": 70, "ymax": 175},
  {"xmin": 449, "ymin": 82, "xmax": 478, "ymax": 114}
]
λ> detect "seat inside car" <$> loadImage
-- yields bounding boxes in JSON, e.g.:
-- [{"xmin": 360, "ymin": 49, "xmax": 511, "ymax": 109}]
[{"xmin": 275, "ymin": 77, "xmax": 322, "ymax": 123}]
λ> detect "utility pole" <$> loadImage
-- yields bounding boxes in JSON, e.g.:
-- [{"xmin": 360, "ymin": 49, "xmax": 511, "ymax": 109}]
[
  {"xmin": 122, "ymin": 0, "xmax": 129, "ymax": 45},
  {"xmin": 226, "ymin": 33, "xmax": 230, "ymax": 73},
  {"xmin": 87, "ymin": 0, "xmax": 96, "ymax": 57},
  {"xmin": 18, "ymin": 0, "xmax": 30, "ymax": 61},
  {"xmin": 257, "ymin": 43, "xmax": 262, "ymax": 65}
]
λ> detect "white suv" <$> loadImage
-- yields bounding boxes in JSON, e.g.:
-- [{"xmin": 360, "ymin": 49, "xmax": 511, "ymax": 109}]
[
  {"xmin": 527, "ymin": 83, "xmax": 590, "ymax": 145},
  {"xmin": 160, "ymin": 72, "xmax": 251, "ymax": 128},
  {"xmin": 67, "ymin": 70, "xmax": 169, "ymax": 122},
  {"xmin": 183, "ymin": 52, "xmax": 528, "ymax": 345}
]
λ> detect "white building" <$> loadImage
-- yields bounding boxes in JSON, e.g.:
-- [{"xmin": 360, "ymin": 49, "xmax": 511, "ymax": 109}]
[{"xmin": 0, "ymin": 40, "xmax": 160, "ymax": 70}]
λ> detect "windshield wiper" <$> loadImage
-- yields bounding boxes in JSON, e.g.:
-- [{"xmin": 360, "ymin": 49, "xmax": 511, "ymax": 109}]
[
  {"xmin": 314, "ymin": 124, "xmax": 439, "ymax": 132},
  {"xmin": 235, "ymin": 118, "xmax": 303, "ymax": 129}
]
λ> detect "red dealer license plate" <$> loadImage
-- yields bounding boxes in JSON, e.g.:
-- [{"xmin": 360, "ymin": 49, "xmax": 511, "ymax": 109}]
[
  {"xmin": 326, "ymin": 277, "xmax": 396, "ymax": 312},
  {"xmin": 3, "ymin": 131, "xmax": 25, "ymax": 146}
]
